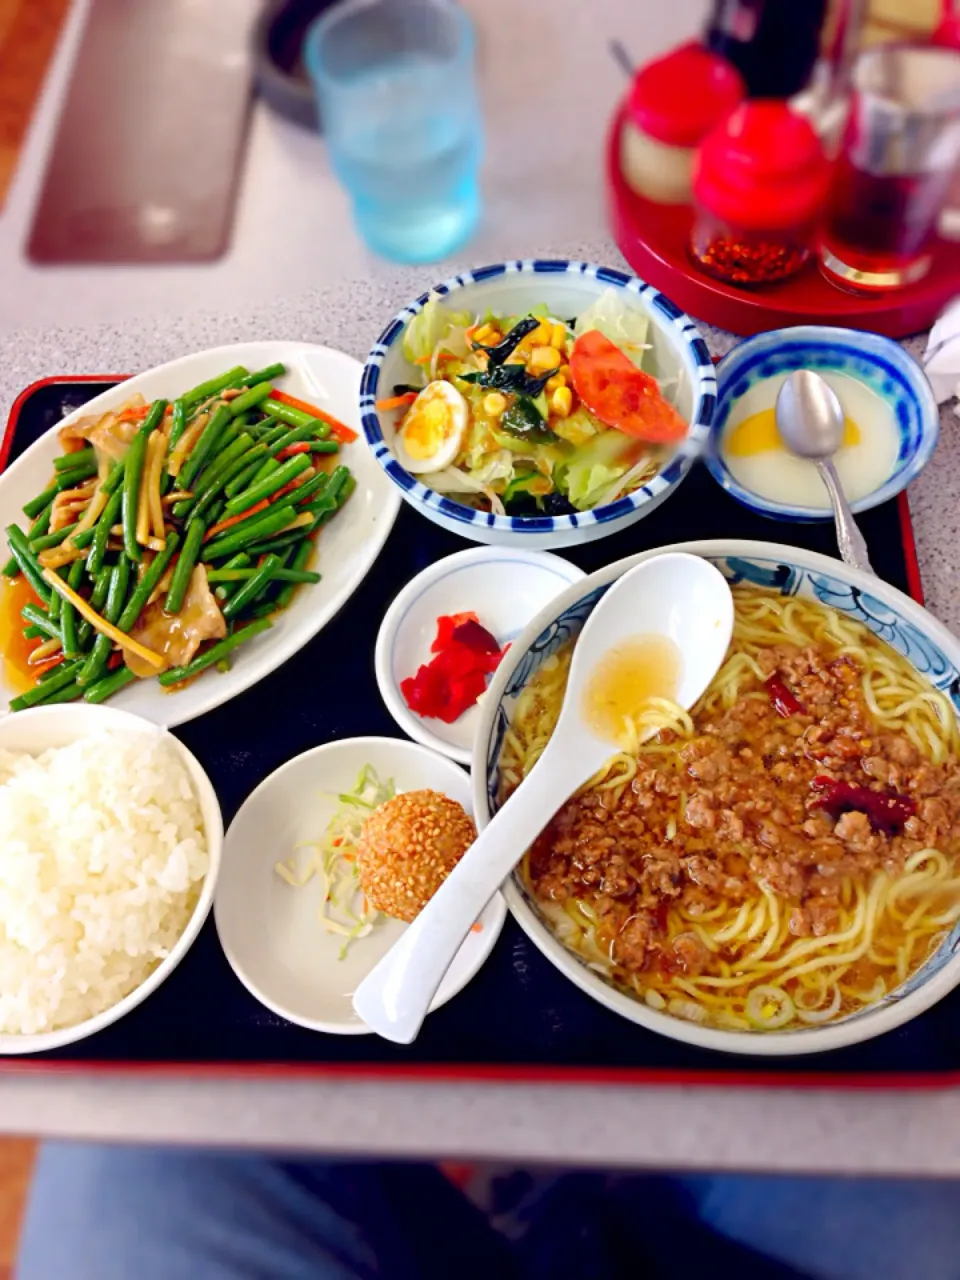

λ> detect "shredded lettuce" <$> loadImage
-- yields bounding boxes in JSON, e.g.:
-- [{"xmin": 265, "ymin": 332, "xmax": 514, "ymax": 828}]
[
  {"xmin": 469, "ymin": 450, "xmax": 517, "ymax": 487},
  {"xmin": 402, "ymin": 294, "xmax": 473, "ymax": 365},
  {"xmin": 594, "ymin": 451, "xmax": 657, "ymax": 507},
  {"xmin": 574, "ymin": 288, "xmax": 650, "ymax": 369},
  {"xmin": 427, "ymin": 466, "xmax": 508, "ymax": 515}
]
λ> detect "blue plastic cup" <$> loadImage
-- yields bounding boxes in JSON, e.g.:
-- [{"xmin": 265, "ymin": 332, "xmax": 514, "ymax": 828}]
[{"xmin": 305, "ymin": 0, "xmax": 482, "ymax": 264}]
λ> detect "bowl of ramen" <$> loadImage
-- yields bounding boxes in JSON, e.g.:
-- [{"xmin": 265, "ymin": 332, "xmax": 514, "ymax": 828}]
[
  {"xmin": 706, "ymin": 327, "xmax": 939, "ymax": 522},
  {"xmin": 474, "ymin": 540, "xmax": 960, "ymax": 1055},
  {"xmin": 359, "ymin": 260, "xmax": 716, "ymax": 548}
]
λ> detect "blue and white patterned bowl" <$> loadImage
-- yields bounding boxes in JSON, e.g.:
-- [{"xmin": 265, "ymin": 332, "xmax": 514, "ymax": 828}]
[
  {"xmin": 706, "ymin": 326, "xmax": 939, "ymax": 523},
  {"xmin": 472, "ymin": 540, "xmax": 960, "ymax": 1056},
  {"xmin": 359, "ymin": 260, "xmax": 716, "ymax": 549}
]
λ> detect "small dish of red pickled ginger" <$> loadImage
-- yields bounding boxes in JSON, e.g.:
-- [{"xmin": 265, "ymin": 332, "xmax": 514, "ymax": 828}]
[{"xmin": 373, "ymin": 546, "xmax": 586, "ymax": 765}]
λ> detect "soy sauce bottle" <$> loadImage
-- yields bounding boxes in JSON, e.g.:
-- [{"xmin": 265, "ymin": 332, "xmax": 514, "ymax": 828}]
[{"xmin": 705, "ymin": 0, "xmax": 829, "ymax": 98}]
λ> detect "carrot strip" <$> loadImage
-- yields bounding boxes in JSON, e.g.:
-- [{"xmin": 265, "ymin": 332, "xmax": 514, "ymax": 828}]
[
  {"xmin": 276, "ymin": 443, "xmax": 312, "ymax": 458},
  {"xmin": 272, "ymin": 471, "xmax": 313, "ymax": 502},
  {"xmin": 117, "ymin": 403, "xmax": 152, "ymax": 424},
  {"xmin": 375, "ymin": 393, "xmax": 418, "ymax": 412},
  {"xmin": 41, "ymin": 569, "xmax": 165, "ymax": 669},
  {"xmin": 205, "ymin": 500, "xmax": 269, "ymax": 540},
  {"xmin": 268, "ymin": 390, "xmax": 357, "ymax": 443},
  {"xmin": 30, "ymin": 657, "xmax": 64, "ymax": 677}
]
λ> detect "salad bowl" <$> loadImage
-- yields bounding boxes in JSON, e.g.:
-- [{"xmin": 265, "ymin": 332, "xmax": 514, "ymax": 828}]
[{"xmin": 360, "ymin": 260, "xmax": 716, "ymax": 548}]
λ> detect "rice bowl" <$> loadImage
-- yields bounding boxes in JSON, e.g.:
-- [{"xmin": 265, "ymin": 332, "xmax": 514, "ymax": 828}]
[{"xmin": 0, "ymin": 704, "xmax": 222, "ymax": 1055}]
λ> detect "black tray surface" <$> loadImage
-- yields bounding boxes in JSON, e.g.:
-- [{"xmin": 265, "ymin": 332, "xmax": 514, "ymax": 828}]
[{"xmin": 6, "ymin": 378, "xmax": 958, "ymax": 1080}]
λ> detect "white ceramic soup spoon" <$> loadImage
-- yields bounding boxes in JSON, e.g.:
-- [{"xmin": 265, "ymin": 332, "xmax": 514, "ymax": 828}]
[{"xmin": 352, "ymin": 552, "xmax": 734, "ymax": 1044}]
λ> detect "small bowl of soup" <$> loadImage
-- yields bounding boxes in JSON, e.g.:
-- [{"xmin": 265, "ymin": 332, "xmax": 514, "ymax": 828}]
[{"xmin": 705, "ymin": 326, "xmax": 939, "ymax": 522}]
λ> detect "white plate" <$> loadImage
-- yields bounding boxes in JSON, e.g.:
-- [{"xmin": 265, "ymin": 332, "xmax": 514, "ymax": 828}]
[
  {"xmin": 0, "ymin": 342, "xmax": 401, "ymax": 726},
  {"xmin": 375, "ymin": 547, "xmax": 585, "ymax": 763},
  {"xmin": 214, "ymin": 736, "xmax": 505, "ymax": 1035}
]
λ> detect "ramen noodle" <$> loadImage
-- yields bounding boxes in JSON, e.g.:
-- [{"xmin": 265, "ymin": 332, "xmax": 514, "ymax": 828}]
[{"xmin": 500, "ymin": 586, "xmax": 960, "ymax": 1031}]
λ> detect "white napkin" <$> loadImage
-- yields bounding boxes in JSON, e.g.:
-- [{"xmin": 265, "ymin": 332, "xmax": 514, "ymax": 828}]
[{"xmin": 924, "ymin": 296, "xmax": 960, "ymax": 402}]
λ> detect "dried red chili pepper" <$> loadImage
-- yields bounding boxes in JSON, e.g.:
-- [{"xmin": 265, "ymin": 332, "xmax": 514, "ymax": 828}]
[
  {"xmin": 811, "ymin": 776, "xmax": 916, "ymax": 835},
  {"xmin": 766, "ymin": 674, "xmax": 807, "ymax": 718}
]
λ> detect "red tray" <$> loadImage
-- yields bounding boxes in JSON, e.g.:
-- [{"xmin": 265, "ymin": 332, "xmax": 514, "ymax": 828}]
[
  {"xmin": 0, "ymin": 375, "xmax": 953, "ymax": 1090},
  {"xmin": 606, "ymin": 103, "xmax": 960, "ymax": 338}
]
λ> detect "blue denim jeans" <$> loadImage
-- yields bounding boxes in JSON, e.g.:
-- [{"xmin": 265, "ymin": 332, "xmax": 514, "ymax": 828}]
[{"xmin": 17, "ymin": 1144, "xmax": 960, "ymax": 1280}]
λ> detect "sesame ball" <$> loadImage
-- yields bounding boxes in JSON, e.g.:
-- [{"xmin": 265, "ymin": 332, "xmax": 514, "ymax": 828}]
[{"xmin": 356, "ymin": 790, "xmax": 476, "ymax": 923}]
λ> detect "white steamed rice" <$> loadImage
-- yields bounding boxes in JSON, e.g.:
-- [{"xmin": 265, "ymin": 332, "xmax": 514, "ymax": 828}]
[{"xmin": 0, "ymin": 728, "xmax": 208, "ymax": 1036}]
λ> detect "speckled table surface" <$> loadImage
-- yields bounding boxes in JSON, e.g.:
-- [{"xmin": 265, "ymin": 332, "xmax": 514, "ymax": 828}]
[
  {"xmin": 3, "ymin": 264, "xmax": 960, "ymax": 1172},
  {"xmin": 2, "ymin": 0, "xmax": 960, "ymax": 1169}
]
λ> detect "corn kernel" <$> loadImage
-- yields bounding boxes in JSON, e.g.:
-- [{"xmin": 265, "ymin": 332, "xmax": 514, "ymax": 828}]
[
  {"xmin": 529, "ymin": 346, "xmax": 562, "ymax": 373},
  {"xmin": 550, "ymin": 322, "xmax": 567, "ymax": 349},
  {"xmin": 473, "ymin": 323, "xmax": 493, "ymax": 345},
  {"xmin": 551, "ymin": 386, "xmax": 573, "ymax": 417},
  {"xmin": 546, "ymin": 372, "xmax": 566, "ymax": 393},
  {"xmin": 483, "ymin": 392, "xmax": 507, "ymax": 417},
  {"xmin": 530, "ymin": 321, "xmax": 552, "ymax": 346},
  {"xmin": 505, "ymin": 353, "xmax": 526, "ymax": 365}
]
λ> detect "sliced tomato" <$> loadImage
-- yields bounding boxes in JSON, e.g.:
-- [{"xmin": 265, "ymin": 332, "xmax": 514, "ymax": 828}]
[{"xmin": 569, "ymin": 330, "xmax": 689, "ymax": 444}]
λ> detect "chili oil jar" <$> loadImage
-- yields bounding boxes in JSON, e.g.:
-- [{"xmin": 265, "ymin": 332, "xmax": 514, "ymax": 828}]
[{"xmin": 690, "ymin": 101, "xmax": 830, "ymax": 286}]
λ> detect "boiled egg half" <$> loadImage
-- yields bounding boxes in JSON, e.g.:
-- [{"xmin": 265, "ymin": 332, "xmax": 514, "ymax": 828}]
[
  {"xmin": 395, "ymin": 381, "xmax": 468, "ymax": 474},
  {"xmin": 721, "ymin": 371, "xmax": 898, "ymax": 509}
]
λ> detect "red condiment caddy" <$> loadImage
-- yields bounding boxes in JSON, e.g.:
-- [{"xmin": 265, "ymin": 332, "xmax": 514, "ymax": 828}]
[{"xmin": 606, "ymin": 100, "xmax": 960, "ymax": 337}]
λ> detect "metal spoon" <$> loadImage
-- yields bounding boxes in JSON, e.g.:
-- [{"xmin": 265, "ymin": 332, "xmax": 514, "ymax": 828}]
[
  {"xmin": 775, "ymin": 370, "xmax": 874, "ymax": 574},
  {"xmin": 352, "ymin": 553, "xmax": 734, "ymax": 1044}
]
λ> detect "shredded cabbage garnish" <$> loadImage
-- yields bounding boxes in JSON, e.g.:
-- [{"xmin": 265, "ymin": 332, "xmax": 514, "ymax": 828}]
[
  {"xmin": 574, "ymin": 288, "xmax": 651, "ymax": 369},
  {"xmin": 273, "ymin": 764, "xmax": 394, "ymax": 960}
]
